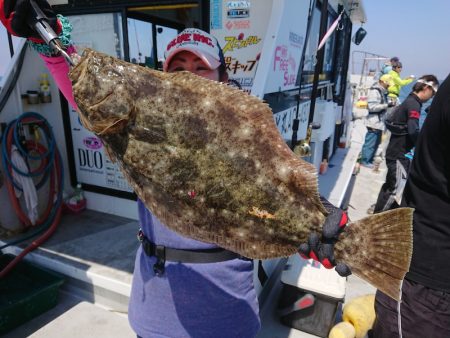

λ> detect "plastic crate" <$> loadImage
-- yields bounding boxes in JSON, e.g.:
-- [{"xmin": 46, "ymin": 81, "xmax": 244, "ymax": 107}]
[{"xmin": 0, "ymin": 254, "xmax": 64, "ymax": 335}]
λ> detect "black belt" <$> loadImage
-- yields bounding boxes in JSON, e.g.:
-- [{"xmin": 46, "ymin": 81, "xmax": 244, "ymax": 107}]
[{"xmin": 137, "ymin": 229, "xmax": 248, "ymax": 275}]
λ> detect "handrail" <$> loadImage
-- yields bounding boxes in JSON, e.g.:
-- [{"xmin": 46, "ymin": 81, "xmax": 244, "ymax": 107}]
[{"xmin": 351, "ymin": 50, "xmax": 388, "ymax": 75}]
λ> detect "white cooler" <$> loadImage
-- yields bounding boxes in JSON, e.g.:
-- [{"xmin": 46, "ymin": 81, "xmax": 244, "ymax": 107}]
[{"xmin": 277, "ymin": 254, "xmax": 346, "ymax": 337}]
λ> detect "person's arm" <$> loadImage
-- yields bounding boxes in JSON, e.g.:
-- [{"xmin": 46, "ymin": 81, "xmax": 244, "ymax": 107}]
[
  {"xmin": 32, "ymin": 14, "xmax": 78, "ymax": 109},
  {"xmin": 392, "ymin": 72, "xmax": 414, "ymax": 87},
  {"xmin": 38, "ymin": 48, "xmax": 77, "ymax": 109},
  {"xmin": 367, "ymin": 88, "xmax": 388, "ymax": 113},
  {"xmin": 407, "ymin": 107, "xmax": 420, "ymax": 144}
]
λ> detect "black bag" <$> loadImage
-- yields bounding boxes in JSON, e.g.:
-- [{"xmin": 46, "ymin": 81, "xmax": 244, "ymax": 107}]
[{"xmin": 385, "ymin": 105, "xmax": 408, "ymax": 135}]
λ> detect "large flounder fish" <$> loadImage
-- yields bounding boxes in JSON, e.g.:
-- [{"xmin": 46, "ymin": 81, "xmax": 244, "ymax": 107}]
[{"xmin": 69, "ymin": 49, "xmax": 413, "ymax": 300}]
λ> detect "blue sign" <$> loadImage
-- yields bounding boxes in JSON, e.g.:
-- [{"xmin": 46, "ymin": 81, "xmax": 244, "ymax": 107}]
[{"xmin": 211, "ymin": 0, "xmax": 223, "ymax": 29}]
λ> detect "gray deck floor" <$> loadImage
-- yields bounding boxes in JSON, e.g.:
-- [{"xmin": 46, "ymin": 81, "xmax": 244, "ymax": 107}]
[
  {"xmin": 1, "ymin": 210, "xmax": 139, "ymax": 337},
  {"xmin": 3, "ymin": 296, "xmax": 135, "ymax": 338}
]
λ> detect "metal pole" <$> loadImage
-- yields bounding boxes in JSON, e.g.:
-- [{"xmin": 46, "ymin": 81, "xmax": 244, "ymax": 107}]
[
  {"xmin": 7, "ymin": 32, "xmax": 14, "ymax": 57},
  {"xmin": 152, "ymin": 24, "xmax": 158, "ymax": 69},
  {"xmin": 200, "ymin": 0, "xmax": 210, "ymax": 32},
  {"xmin": 308, "ymin": 0, "xmax": 329, "ymax": 125},
  {"xmin": 122, "ymin": 8, "xmax": 130, "ymax": 62},
  {"xmin": 291, "ymin": 0, "xmax": 316, "ymax": 149}
]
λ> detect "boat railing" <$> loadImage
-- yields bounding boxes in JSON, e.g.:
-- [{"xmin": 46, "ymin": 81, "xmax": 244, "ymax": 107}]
[
  {"xmin": 351, "ymin": 50, "xmax": 389, "ymax": 78},
  {"xmin": 349, "ymin": 50, "xmax": 389, "ymax": 108}
]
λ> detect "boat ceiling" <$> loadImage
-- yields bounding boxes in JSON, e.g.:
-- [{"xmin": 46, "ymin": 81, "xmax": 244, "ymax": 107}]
[
  {"xmin": 48, "ymin": 0, "xmax": 367, "ymax": 25},
  {"xmin": 331, "ymin": 0, "xmax": 367, "ymax": 24}
]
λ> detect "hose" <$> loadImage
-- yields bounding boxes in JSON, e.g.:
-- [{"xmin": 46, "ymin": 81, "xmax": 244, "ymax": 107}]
[
  {"xmin": 0, "ymin": 112, "xmax": 63, "ymax": 278},
  {"xmin": 2, "ymin": 113, "xmax": 57, "ymax": 225}
]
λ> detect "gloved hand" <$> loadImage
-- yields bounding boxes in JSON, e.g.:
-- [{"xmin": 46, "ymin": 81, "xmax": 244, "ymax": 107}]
[
  {"xmin": 0, "ymin": 0, "xmax": 61, "ymax": 42},
  {"xmin": 298, "ymin": 200, "xmax": 352, "ymax": 277}
]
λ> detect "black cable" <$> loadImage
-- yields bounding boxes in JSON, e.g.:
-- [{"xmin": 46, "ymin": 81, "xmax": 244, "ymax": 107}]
[{"xmin": 0, "ymin": 43, "xmax": 27, "ymax": 115}]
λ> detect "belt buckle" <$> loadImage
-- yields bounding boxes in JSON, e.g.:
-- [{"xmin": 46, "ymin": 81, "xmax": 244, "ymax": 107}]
[{"xmin": 137, "ymin": 229, "xmax": 144, "ymax": 242}]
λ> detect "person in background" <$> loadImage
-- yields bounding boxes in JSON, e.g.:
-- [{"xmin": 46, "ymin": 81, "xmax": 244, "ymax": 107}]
[
  {"xmin": 371, "ymin": 73, "xmax": 450, "ymax": 338},
  {"xmin": 360, "ymin": 74, "xmax": 395, "ymax": 168},
  {"xmin": 373, "ymin": 75, "xmax": 439, "ymax": 213},
  {"xmin": 404, "ymin": 105, "xmax": 432, "ymax": 161},
  {"xmin": 387, "ymin": 61, "xmax": 415, "ymax": 105},
  {"xmin": 381, "ymin": 56, "xmax": 399, "ymax": 75},
  {"xmin": 0, "ymin": 1, "xmax": 350, "ymax": 337}
]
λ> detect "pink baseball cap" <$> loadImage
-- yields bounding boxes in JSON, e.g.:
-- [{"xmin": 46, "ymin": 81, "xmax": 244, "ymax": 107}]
[{"xmin": 163, "ymin": 28, "xmax": 225, "ymax": 72}]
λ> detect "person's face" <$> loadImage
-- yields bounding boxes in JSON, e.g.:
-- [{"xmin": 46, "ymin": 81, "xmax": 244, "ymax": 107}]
[
  {"xmin": 422, "ymin": 85, "xmax": 436, "ymax": 101},
  {"xmin": 394, "ymin": 66, "xmax": 402, "ymax": 73},
  {"xmin": 166, "ymin": 51, "xmax": 220, "ymax": 81}
]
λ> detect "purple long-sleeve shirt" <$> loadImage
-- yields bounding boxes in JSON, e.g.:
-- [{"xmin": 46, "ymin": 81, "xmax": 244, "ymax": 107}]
[{"xmin": 128, "ymin": 200, "xmax": 260, "ymax": 338}]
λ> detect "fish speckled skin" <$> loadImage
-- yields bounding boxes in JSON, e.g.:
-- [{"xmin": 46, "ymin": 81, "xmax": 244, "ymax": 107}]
[{"xmin": 70, "ymin": 49, "xmax": 413, "ymax": 300}]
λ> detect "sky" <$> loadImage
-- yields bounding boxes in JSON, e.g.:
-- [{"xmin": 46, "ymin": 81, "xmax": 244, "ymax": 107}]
[
  {"xmin": 1, "ymin": 1, "xmax": 450, "ymax": 81},
  {"xmin": 352, "ymin": 0, "xmax": 450, "ymax": 81}
]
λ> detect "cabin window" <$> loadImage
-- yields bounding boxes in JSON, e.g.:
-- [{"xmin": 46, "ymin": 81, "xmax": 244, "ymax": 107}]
[
  {"xmin": 127, "ymin": 18, "xmax": 154, "ymax": 67},
  {"xmin": 126, "ymin": 11, "xmax": 182, "ymax": 70},
  {"xmin": 300, "ymin": 5, "xmax": 321, "ymax": 87},
  {"xmin": 322, "ymin": 12, "xmax": 338, "ymax": 81},
  {"xmin": 126, "ymin": 20, "xmax": 178, "ymax": 69},
  {"xmin": 156, "ymin": 25, "xmax": 179, "ymax": 70},
  {"xmin": 332, "ymin": 15, "xmax": 352, "ymax": 105},
  {"xmin": 67, "ymin": 13, "xmax": 124, "ymax": 59},
  {"xmin": 299, "ymin": 4, "xmax": 339, "ymax": 88}
]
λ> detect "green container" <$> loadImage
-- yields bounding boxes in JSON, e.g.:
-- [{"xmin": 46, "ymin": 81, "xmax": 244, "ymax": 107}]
[{"xmin": 0, "ymin": 254, "xmax": 64, "ymax": 335}]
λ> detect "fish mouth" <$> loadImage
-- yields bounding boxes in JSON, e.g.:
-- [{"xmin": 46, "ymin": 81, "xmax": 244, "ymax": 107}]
[{"xmin": 68, "ymin": 48, "xmax": 93, "ymax": 87}]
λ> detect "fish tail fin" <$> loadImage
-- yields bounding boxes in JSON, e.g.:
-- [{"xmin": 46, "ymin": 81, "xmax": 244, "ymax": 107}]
[{"xmin": 336, "ymin": 208, "xmax": 414, "ymax": 300}]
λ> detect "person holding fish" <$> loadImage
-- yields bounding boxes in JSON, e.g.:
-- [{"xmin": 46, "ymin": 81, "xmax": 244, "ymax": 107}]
[{"xmin": 1, "ymin": 1, "xmax": 417, "ymax": 338}]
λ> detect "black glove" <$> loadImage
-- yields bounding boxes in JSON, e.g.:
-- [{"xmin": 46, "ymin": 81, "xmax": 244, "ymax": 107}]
[
  {"xmin": 0, "ymin": 0, "xmax": 60, "ymax": 42},
  {"xmin": 298, "ymin": 199, "xmax": 352, "ymax": 277},
  {"xmin": 387, "ymin": 101, "xmax": 396, "ymax": 108}
]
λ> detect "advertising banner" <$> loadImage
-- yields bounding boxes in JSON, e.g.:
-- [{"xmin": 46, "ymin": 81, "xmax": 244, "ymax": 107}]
[
  {"xmin": 68, "ymin": 108, "xmax": 134, "ymax": 194},
  {"xmin": 211, "ymin": 0, "xmax": 272, "ymax": 92},
  {"xmin": 273, "ymin": 100, "xmax": 310, "ymax": 142},
  {"xmin": 263, "ymin": 0, "xmax": 310, "ymax": 94}
]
